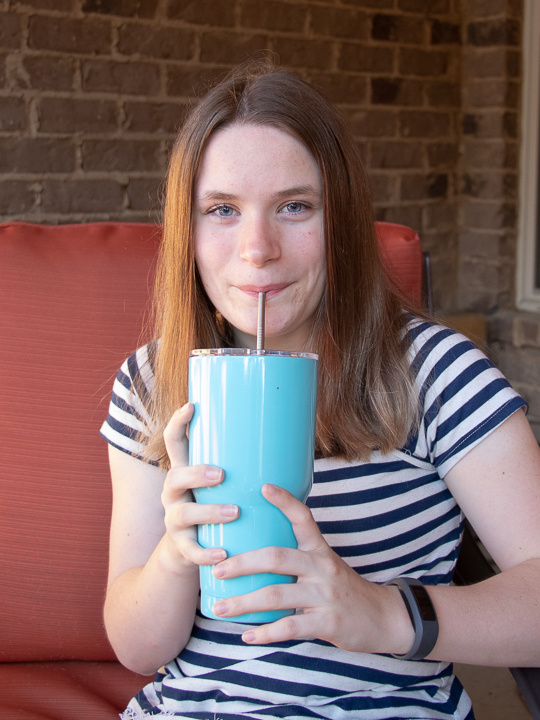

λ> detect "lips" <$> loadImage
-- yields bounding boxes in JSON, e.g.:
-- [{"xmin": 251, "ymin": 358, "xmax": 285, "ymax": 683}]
[{"xmin": 236, "ymin": 284, "xmax": 289, "ymax": 299}]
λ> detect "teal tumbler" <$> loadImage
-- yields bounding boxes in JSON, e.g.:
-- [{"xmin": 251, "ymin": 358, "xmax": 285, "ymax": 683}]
[{"xmin": 188, "ymin": 348, "xmax": 318, "ymax": 623}]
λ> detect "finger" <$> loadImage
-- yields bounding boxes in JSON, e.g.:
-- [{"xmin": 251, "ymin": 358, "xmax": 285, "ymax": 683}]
[
  {"xmin": 175, "ymin": 534, "xmax": 229, "ymax": 567},
  {"xmin": 242, "ymin": 611, "xmax": 322, "ymax": 646},
  {"xmin": 162, "ymin": 463, "xmax": 224, "ymax": 503},
  {"xmin": 163, "ymin": 403, "xmax": 194, "ymax": 467},
  {"xmin": 212, "ymin": 580, "xmax": 306, "ymax": 620},
  {"xmin": 212, "ymin": 545, "xmax": 309, "ymax": 581},
  {"xmin": 170, "ymin": 501, "xmax": 240, "ymax": 530},
  {"xmin": 262, "ymin": 484, "xmax": 327, "ymax": 552}
]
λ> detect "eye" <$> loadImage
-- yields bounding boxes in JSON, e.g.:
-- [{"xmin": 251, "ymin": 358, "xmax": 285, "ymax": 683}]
[
  {"xmin": 281, "ymin": 202, "xmax": 306, "ymax": 214},
  {"xmin": 208, "ymin": 204, "xmax": 236, "ymax": 218}
]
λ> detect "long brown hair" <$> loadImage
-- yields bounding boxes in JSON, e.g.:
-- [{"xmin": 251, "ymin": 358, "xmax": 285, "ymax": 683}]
[{"xmin": 144, "ymin": 59, "xmax": 418, "ymax": 468}]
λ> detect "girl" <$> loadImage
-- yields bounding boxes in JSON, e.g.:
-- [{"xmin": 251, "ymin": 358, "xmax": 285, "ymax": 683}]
[{"xmin": 101, "ymin": 61, "xmax": 540, "ymax": 719}]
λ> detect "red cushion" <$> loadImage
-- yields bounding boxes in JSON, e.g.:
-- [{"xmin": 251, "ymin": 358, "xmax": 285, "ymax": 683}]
[
  {"xmin": 376, "ymin": 221, "xmax": 423, "ymax": 307},
  {"xmin": 0, "ymin": 222, "xmax": 160, "ymax": 662},
  {"xmin": 0, "ymin": 661, "xmax": 149, "ymax": 719}
]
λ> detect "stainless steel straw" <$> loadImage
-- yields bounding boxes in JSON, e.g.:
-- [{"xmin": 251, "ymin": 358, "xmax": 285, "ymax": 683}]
[{"xmin": 257, "ymin": 291, "xmax": 266, "ymax": 353}]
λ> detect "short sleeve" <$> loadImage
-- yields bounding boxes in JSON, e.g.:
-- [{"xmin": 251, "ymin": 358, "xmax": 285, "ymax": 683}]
[
  {"xmin": 401, "ymin": 320, "xmax": 527, "ymax": 478},
  {"xmin": 100, "ymin": 342, "xmax": 158, "ymax": 464}
]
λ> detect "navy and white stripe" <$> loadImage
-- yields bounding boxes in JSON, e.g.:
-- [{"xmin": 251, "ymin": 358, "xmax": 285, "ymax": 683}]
[{"xmin": 100, "ymin": 319, "xmax": 524, "ymax": 719}]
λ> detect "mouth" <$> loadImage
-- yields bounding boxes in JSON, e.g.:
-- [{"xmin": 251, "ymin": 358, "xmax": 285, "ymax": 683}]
[{"xmin": 236, "ymin": 284, "xmax": 289, "ymax": 300}]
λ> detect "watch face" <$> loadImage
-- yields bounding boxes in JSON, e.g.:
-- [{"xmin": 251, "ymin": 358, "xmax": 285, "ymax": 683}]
[{"xmin": 411, "ymin": 584, "xmax": 437, "ymax": 622}]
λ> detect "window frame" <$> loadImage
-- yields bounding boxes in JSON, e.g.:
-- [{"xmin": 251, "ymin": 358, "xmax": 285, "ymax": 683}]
[{"xmin": 517, "ymin": 0, "xmax": 540, "ymax": 312}]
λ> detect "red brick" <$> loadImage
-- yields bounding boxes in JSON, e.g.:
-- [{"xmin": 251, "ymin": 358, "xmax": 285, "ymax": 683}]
[
  {"xmin": 42, "ymin": 179, "xmax": 124, "ymax": 213},
  {"xmin": 82, "ymin": 59, "xmax": 161, "ymax": 95},
  {"xmin": 127, "ymin": 177, "xmax": 163, "ymax": 211},
  {"xmin": 462, "ymin": 140, "xmax": 514, "ymax": 169},
  {"xmin": 0, "ymin": 138, "xmax": 75, "ymax": 173},
  {"xmin": 468, "ymin": 0, "xmax": 517, "ymax": 17},
  {"xmin": 0, "ymin": 181, "xmax": 35, "ymax": 214},
  {"xmin": 371, "ymin": 77, "xmax": 424, "ymax": 106},
  {"xmin": 370, "ymin": 140, "xmax": 424, "ymax": 168},
  {"xmin": 21, "ymin": 56, "xmax": 75, "ymax": 91},
  {"xmin": 311, "ymin": 6, "xmax": 369, "ymax": 40},
  {"xmin": 462, "ymin": 111, "xmax": 517, "ymax": 139},
  {"xmin": 18, "ymin": 0, "xmax": 72, "ymax": 9},
  {"xmin": 307, "ymin": 72, "xmax": 368, "ymax": 105},
  {"xmin": 240, "ymin": 0, "xmax": 307, "ymax": 33},
  {"xmin": 82, "ymin": 0, "xmax": 159, "ymax": 18},
  {"xmin": 424, "ymin": 200, "xmax": 456, "ymax": 229},
  {"xmin": 0, "ymin": 96, "xmax": 27, "ymax": 131},
  {"xmin": 118, "ymin": 24, "xmax": 195, "ymax": 61},
  {"xmin": 462, "ymin": 200, "xmax": 516, "ymax": 231},
  {"xmin": 272, "ymin": 37, "xmax": 333, "ymax": 70},
  {"xmin": 427, "ymin": 142, "xmax": 458, "ymax": 167},
  {"xmin": 200, "ymin": 31, "xmax": 268, "ymax": 65},
  {"xmin": 0, "ymin": 12, "xmax": 22, "ymax": 50},
  {"xmin": 398, "ymin": 0, "xmax": 450, "ymax": 11},
  {"xmin": 339, "ymin": 43, "xmax": 394, "ymax": 73},
  {"xmin": 167, "ymin": 66, "xmax": 228, "ymax": 97},
  {"xmin": 371, "ymin": 14, "xmax": 424, "ymax": 44},
  {"xmin": 461, "ymin": 171, "xmax": 516, "ymax": 200},
  {"xmin": 369, "ymin": 173, "xmax": 395, "ymax": 203},
  {"xmin": 344, "ymin": 108, "xmax": 397, "ymax": 137},
  {"xmin": 464, "ymin": 80, "xmax": 518, "ymax": 108},
  {"xmin": 467, "ymin": 19, "xmax": 520, "ymax": 47},
  {"xmin": 399, "ymin": 48, "xmax": 449, "ymax": 77},
  {"xmin": 82, "ymin": 139, "xmax": 163, "ymax": 172},
  {"xmin": 42, "ymin": 179, "xmax": 123, "ymax": 213},
  {"xmin": 376, "ymin": 204, "xmax": 422, "ymax": 232},
  {"xmin": 400, "ymin": 110, "xmax": 451, "ymax": 138},
  {"xmin": 39, "ymin": 98, "xmax": 117, "ymax": 133},
  {"xmin": 343, "ymin": 0, "xmax": 393, "ymax": 7},
  {"xmin": 426, "ymin": 81, "xmax": 460, "ymax": 107},
  {"xmin": 431, "ymin": 20, "xmax": 461, "ymax": 45},
  {"xmin": 167, "ymin": 0, "xmax": 235, "ymax": 26},
  {"xmin": 124, "ymin": 101, "xmax": 188, "ymax": 133},
  {"xmin": 29, "ymin": 16, "xmax": 112, "ymax": 55},
  {"xmin": 401, "ymin": 173, "xmax": 448, "ymax": 200}
]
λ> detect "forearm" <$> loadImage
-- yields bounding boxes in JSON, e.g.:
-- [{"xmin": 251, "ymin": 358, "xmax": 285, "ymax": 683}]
[
  {"xmin": 104, "ymin": 533, "xmax": 200, "ymax": 676},
  {"xmin": 425, "ymin": 558, "xmax": 540, "ymax": 666}
]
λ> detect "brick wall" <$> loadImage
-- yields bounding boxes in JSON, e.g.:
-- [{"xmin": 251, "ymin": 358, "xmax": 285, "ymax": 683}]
[{"xmin": 0, "ymin": 0, "xmax": 462, "ymax": 313}]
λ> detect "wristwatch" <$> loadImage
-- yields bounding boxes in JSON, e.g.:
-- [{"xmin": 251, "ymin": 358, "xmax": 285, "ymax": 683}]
[{"xmin": 385, "ymin": 576, "xmax": 439, "ymax": 661}]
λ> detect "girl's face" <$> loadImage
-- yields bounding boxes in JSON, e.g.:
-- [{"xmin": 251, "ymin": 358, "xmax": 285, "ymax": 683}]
[{"xmin": 193, "ymin": 123, "xmax": 326, "ymax": 351}]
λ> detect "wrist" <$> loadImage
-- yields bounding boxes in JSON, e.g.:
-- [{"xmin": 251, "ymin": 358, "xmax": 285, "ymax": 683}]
[
  {"xmin": 380, "ymin": 584, "xmax": 416, "ymax": 656},
  {"xmin": 385, "ymin": 577, "xmax": 439, "ymax": 660}
]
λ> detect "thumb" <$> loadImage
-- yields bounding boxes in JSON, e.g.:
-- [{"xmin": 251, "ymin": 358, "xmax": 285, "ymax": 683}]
[{"xmin": 163, "ymin": 402, "xmax": 193, "ymax": 468}]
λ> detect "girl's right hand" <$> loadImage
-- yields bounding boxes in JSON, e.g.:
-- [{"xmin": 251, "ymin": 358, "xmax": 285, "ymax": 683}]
[{"xmin": 161, "ymin": 402, "xmax": 239, "ymax": 569}]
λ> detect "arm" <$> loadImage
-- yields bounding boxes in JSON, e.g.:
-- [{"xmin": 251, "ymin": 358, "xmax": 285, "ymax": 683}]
[
  {"xmin": 206, "ymin": 410, "xmax": 540, "ymax": 667},
  {"xmin": 103, "ymin": 403, "xmax": 239, "ymax": 676}
]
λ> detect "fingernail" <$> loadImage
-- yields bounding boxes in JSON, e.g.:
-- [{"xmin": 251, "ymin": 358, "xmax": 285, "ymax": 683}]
[
  {"xmin": 213, "ymin": 563, "xmax": 226, "ymax": 578},
  {"xmin": 210, "ymin": 549, "xmax": 226, "ymax": 562},
  {"xmin": 220, "ymin": 504, "xmax": 238, "ymax": 518},
  {"xmin": 243, "ymin": 631, "xmax": 256, "ymax": 643},
  {"xmin": 213, "ymin": 601, "xmax": 227, "ymax": 616},
  {"xmin": 206, "ymin": 467, "xmax": 223, "ymax": 481},
  {"xmin": 263, "ymin": 483, "xmax": 278, "ymax": 496},
  {"xmin": 180, "ymin": 402, "xmax": 191, "ymax": 412}
]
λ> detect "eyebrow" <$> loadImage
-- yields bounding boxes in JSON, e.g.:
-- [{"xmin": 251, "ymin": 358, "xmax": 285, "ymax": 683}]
[{"xmin": 198, "ymin": 185, "xmax": 321, "ymax": 202}]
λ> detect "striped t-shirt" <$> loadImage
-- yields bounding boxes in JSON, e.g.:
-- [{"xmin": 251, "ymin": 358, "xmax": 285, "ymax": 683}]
[{"xmin": 100, "ymin": 319, "xmax": 525, "ymax": 720}]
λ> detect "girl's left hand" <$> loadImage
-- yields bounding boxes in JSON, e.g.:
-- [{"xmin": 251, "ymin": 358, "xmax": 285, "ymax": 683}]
[{"xmin": 211, "ymin": 483, "xmax": 414, "ymax": 654}]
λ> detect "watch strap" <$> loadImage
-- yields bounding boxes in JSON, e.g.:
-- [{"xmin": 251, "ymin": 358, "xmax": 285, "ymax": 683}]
[{"xmin": 385, "ymin": 576, "xmax": 439, "ymax": 661}]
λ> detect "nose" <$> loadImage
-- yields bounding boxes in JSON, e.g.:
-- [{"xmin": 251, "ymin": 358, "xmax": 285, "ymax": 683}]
[{"xmin": 238, "ymin": 213, "xmax": 281, "ymax": 267}]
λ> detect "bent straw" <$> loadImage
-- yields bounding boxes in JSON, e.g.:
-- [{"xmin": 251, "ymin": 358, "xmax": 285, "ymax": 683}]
[{"xmin": 257, "ymin": 292, "xmax": 266, "ymax": 353}]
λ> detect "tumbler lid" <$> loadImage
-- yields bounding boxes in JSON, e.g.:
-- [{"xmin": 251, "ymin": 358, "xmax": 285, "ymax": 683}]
[{"xmin": 189, "ymin": 348, "xmax": 318, "ymax": 360}]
